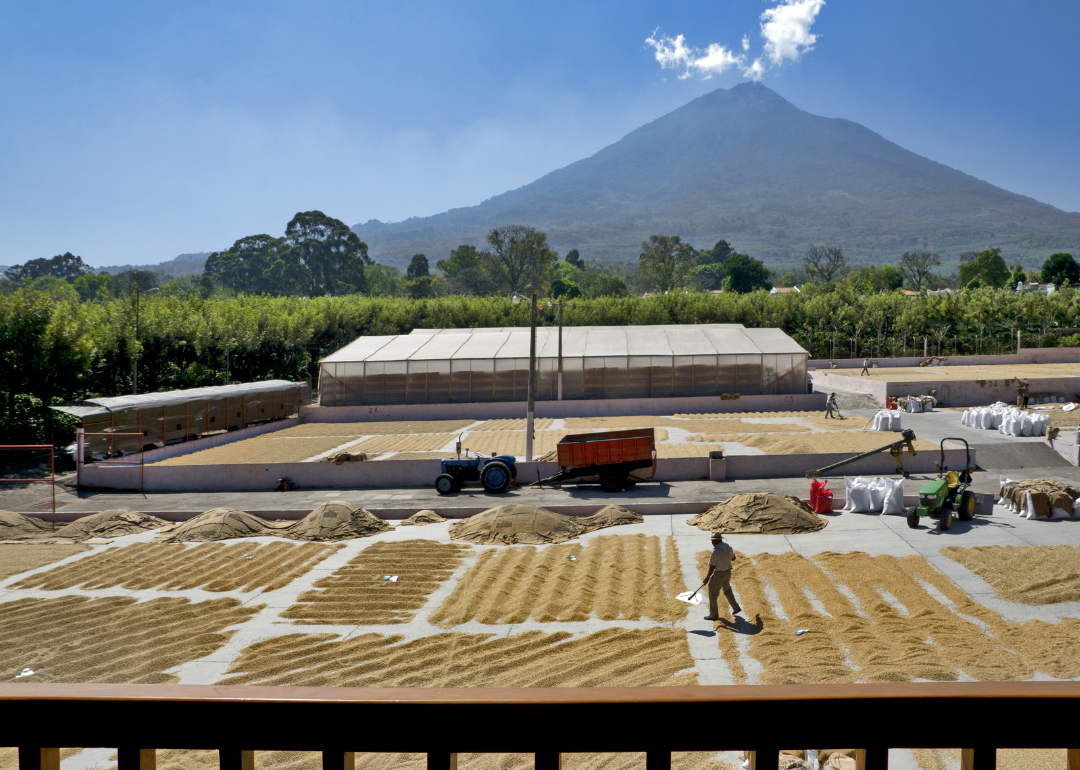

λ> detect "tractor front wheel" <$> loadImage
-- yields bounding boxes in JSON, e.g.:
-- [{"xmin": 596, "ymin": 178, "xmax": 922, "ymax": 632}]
[
  {"xmin": 906, "ymin": 512, "xmax": 920, "ymax": 529},
  {"xmin": 958, "ymin": 491, "xmax": 975, "ymax": 521},
  {"xmin": 481, "ymin": 462, "xmax": 512, "ymax": 494},
  {"xmin": 435, "ymin": 474, "xmax": 456, "ymax": 495},
  {"xmin": 939, "ymin": 508, "xmax": 953, "ymax": 531}
]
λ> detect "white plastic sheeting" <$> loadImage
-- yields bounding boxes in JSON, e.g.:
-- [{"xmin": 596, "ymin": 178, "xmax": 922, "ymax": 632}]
[{"xmin": 319, "ymin": 324, "xmax": 809, "ymax": 406}]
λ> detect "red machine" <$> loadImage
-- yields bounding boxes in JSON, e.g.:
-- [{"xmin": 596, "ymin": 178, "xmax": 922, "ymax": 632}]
[{"xmin": 533, "ymin": 428, "xmax": 656, "ymax": 492}]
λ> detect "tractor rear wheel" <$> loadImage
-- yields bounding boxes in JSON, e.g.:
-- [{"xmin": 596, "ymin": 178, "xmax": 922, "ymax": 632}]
[
  {"xmin": 435, "ymin": 474, "xmax": 456, "ymax": 495},
  {"xmin": 481, "ymin": 462, "xmax": 512, "ymax": 493},
  {"xmin": 906, "ymin": 512, "xmax": 920, "ymax": 528},
  {"xmin": 600, "ymin": 468, "xmax": 626, "ymax": 493},
  {"xmin": 939, "ymin": 508, "xmax": 953, "ymax": 531},
  {"xmin": 958, "ymin": 491, "xmax": 975, "ymax": 521}
]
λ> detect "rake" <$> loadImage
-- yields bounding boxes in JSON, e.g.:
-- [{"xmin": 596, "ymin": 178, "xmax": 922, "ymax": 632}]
[{"xmin": 676, "ymin": 580, "xmax": 707, "ymax": 605}]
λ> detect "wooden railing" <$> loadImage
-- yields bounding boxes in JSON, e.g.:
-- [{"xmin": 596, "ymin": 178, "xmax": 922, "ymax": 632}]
[{"xmin": 2, "ymin": 682, "xmax": 1079, "ymax": 770}]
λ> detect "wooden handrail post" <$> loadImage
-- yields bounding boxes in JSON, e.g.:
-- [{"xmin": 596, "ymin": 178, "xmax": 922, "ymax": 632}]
[
  {"xmin": 118, "ymin": 748, "xmax": 156, "ymax": 770},
  {"xmin": 18, "ymin": 748, "xmax": 59, "ymax": 770},
  {"xmin": 322, "ymin": 750, "xmax": 356, "ymax": 770},
  {"xmin": 535, "ymin": 751, "xmax": 562, "ymax": 770},
  {"xmin": 219, "ymin": 749, "xmax": 254, "ymax": 770},
  {"xmin": 428, "ymin": 752, "xmax": 458, "ymax": 770},
  {"xmin": 961, "ymin": 747, "xmax": 995, "ymax": 770},
  {"xmin": 1067, "ymin": 749, "xmax": 1080, "ymax": 770},
  {"xmin": 646, "ymin": 750, "xmax": 671, "ymax": 770}
]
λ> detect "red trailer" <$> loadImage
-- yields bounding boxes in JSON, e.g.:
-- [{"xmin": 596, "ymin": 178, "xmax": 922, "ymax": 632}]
[{"xmin": 533, "ymin": 428, "xmax": 656, "ymax": 492}]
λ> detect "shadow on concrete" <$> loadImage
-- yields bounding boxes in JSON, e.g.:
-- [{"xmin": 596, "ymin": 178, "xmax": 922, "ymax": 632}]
[{"xmin": 718, "ymin": 614, "xmax": 763, "ymax": 635}]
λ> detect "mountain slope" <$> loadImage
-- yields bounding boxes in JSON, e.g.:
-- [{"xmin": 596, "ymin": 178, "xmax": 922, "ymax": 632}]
[
  {"xmin": 353, "ymin": 83, "xmax": 1080, "ymax": 268},
  {"xmin": 98, "ymin": 252, "xmax": 210, "ymax": 277}
]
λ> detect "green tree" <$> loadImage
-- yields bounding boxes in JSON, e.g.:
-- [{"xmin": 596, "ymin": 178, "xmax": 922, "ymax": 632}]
[
  {"xmin": 406, "ymin": 254, "xmax": 430, "ymax": 280},
  {"xmin": 695, "ymin": 262, "xmax": 725, "ymax": 291},
  {"xmin": 957, "ymin": 248, "xmax": 1009, "ymax": 288},
  {"xmin": 203, "ymin": 234, "xmax": 283, "ymax": 294},
  {"xmin": 696, "ymin": 239, "xmax": 733, "ymax": 266},
  {"xmin": 638, "ymin": 235, "xmax": 695, "ymax": 293},
  {"xmin": 281, "ymin": 211, "xmax": 372, "ymax": 296},
  {"xmin": 436, "ymin": 245, "xmax": 496, "ymax": 295},
  {"xmin": 579, "ymin": 271, "xmax": 628, "ymax": 298},
  {"xmin": 73, "ymin": 273, "xmax": 115, "ymax": 301},
  {"xmin": 484, "ymin": 225, "xmax": 557, "ymax": 295},
  {"xmin": 406, "ymin": 275, "xmax": 436, "ymax": 299},
  {"xmin": 1007, "ymin": 264, "xmax": 1028, "ymax": 288},
  {"xmin": 722, "ymin": 253, "xmax": 772, "ymax": 293},
  {"xmin": 803, "ymin": 246, "xmax": 846, "ymax": 283},
  {"xmin": 565, "ymin": 249, "xmax": 585, "ymax": 270},
  {"xmin": 5, "ymin": 252, "xmax": 92, "ymax": 283},
  {"xmin": 897, "ymin": 251, "xmax": 941, "ymax": 291},
  {"xmin": 1041, "ymin": 253, "xmax": 1078, "ymax": 287},
  {"xmin": 550, "ymin": 278, "xmax": 582, "ymax": 299},
  {"xmin": 365, "ymin": 264, "xmax": 401, "ymax": 297}
]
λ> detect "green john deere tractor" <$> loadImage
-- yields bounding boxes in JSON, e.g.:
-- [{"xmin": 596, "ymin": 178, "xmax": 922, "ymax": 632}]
[{"xmin": 908, "ymin": 437, "xmax": 975, "ymax": 531}]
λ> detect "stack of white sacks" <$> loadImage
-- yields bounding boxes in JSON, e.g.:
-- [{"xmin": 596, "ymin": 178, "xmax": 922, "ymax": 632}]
[
  {"xmin": 840, "ymin": 476, "xmax": 906, "ymax": 514},
  {"xmin": 998, "ymin": 476, "xmax": 1080, "ymax": 520},
  {"xmin": 961, "ymin": 403, "xmax": 1051, "ymax": 436},
  {"xmin": 871, "ymin": 410, "xmax": 903, "ymax": 431},
  {"xmin": 905, "ymin": 397, "xmax": 935, "ymax": 412}
]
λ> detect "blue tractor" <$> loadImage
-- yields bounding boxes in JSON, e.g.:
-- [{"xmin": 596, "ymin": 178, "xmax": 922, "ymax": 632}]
[{"xmin": 435, "ymin": 436, "xmax": 517, "ymax": 494}]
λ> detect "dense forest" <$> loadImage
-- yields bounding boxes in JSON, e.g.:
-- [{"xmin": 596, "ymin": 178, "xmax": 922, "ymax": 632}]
[{"xmin": 3, "ymin": 211, "xmax": 1078, "ymax": 447}]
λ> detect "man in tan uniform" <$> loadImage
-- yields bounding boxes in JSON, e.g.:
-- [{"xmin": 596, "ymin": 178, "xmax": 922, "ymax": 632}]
[{"xmin": 703, "ymin": 532, "xmax": 741, "ymax": 621}]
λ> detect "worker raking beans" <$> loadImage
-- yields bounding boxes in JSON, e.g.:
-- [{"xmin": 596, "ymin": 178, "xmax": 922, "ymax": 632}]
[{"xmin": 703, "ymin": 532, "xmax": 742, "ymax": 621}]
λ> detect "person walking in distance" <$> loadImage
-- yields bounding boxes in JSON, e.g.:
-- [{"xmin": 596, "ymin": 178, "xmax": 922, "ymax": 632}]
[
  {"xmin": 825, "ymin": 392, "xmax": 839, "ymax": 419},
  {"xmin": 860, "ymin": 357, "xmax": 870, "ymax": 376},
  {"xmin": 703, "ymin": 532, "xmax": 741, "ymax": 621}
]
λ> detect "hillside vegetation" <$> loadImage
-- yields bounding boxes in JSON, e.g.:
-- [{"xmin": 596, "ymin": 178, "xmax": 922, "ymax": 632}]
[{"xmin": 5, "ymin": 278, "xmax": 1080, "ymax": 446}]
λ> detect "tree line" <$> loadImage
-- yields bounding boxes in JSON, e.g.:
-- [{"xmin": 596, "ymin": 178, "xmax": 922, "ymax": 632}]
[{"xmin": 4, "ymin": 277, "xmax": 1080, "ymax": 447}]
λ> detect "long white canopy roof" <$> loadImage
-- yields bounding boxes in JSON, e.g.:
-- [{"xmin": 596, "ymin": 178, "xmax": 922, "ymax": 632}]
[
  {"xmin": 79, "ymin": 380, "xmax": 303, "ymax": 412},
  {"xmin": 321, "ymin": 325, "xmax": 806, "ymax": 364}
]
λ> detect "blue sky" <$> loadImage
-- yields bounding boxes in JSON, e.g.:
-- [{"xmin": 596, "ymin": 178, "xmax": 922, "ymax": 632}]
[{"xmin": 1, "ymin": 0, "xmax": 1078, "ymax": 267}]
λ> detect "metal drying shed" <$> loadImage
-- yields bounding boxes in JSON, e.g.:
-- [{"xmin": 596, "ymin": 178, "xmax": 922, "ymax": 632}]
[{"xmin": 318, "ymin": 324, "xmax": 808, "ymax": 407}]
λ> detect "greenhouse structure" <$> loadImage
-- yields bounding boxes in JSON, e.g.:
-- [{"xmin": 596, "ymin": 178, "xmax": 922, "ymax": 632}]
[{"xmin": 317, "ymin": 324, "xmax": 808, "ymax": 407}]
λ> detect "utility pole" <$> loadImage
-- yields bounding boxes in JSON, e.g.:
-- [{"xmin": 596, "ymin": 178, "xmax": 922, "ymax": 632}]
[
  {"xmin": 131, "ymin": 284, "xmax": 160, "ymax": 395},
  {"xmin": 557, "ymin": 298, "xmax": 565, "ymax": 399},
  {"xmin": 526, "ymin": 292, "xmax": 537, "ymax": 462}
]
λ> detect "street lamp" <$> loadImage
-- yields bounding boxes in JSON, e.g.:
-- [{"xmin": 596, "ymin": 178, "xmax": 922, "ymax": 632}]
[{"xmin": 132, "ymin": 285, "xmax": 160, "ymax": 395}]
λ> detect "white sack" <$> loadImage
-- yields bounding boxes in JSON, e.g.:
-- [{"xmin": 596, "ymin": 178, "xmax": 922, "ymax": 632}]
[
  {"xmin": 882, "ymin": 478, "xmax": 906, "ymax": 515},
  {"xmin": 868, "ymin": 478, "xmax": 888, "ymax": 512},
  {"xmin": 847, "ymin": 484, "xmax": 873, "ymax": 513}
]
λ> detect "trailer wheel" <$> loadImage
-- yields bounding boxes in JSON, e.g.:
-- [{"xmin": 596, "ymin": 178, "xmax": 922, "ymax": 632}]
[
  {"xmin": 600, "ymin": 468, "xmax": 626, "ymax": 493},
  {"xmin": 481, "ymin": 462, "xmax": 512, "ymax": 493},
  {"xmin": 435, "ymin": 474, "xmax": 456, "ymax": 495}
]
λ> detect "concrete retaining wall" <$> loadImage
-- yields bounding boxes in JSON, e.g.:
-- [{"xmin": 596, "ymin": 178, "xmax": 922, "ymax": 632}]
[
  {"xmin": 78, "ymin": 446, "xmax": 973, "ymax": 491},
  {"xmin": 812, "ymin": 370, "xmax": 1080, "ymax": 408},
  {"xmin": 300, "ymin": 393, "xmax": 825, "ymax": 423},
  {"xmin": 1045, "ymin": 436, "xmax": 1080, "ymax": 466},
  {"xmin": 808, "ymin": 348, "xmax": 1080, "ymax": 370}
]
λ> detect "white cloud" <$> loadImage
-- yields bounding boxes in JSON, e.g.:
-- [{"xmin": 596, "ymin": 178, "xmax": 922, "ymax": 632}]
[
  {"xmin": 646, "ymin": 0, "xmax": 824, "ymax": 82},
  {"xmin": 743, "ymin": 58, "xmax": 766, "ymax": 82},
  {"xmin": 759, "ymin": 0, "xmax": 826, "ymax": 65},
  {"xmin": 645, "ymin": 30, "xmax": 744, "ymax": 79}
]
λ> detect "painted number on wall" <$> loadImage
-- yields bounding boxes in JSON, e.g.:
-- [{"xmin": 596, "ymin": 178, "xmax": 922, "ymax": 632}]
[{"xmin": 368, "ymin": 407, "xmax": 379, "ymax": 414}]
